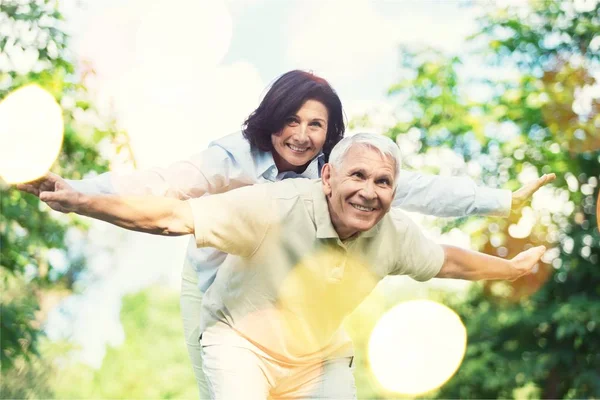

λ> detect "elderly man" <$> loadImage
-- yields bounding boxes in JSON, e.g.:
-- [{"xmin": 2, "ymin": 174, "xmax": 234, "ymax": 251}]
[{"xmin": 35, "ymin": 133, "xmax": 546, "ymax": 399}]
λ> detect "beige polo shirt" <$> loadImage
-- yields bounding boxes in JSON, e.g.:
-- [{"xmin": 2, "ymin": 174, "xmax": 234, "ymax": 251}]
[{"xmin": 188, "ymin": 179, "xmax": 445, "ymax": 364}]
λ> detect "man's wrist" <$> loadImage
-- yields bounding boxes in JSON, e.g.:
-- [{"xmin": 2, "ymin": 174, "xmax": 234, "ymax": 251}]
[
  {"xmin": 506, "ymin": 259, "xmax": 523, "ymax": 281},
  {"xmin": 74, "ymin": 192, "xmax": 90, "ymax": 214}
]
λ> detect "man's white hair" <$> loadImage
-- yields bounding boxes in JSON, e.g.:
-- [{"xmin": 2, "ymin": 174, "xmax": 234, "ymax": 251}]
[{"xmin": 328, "ymin": 133, "xmax": 402, "ymax": 187}]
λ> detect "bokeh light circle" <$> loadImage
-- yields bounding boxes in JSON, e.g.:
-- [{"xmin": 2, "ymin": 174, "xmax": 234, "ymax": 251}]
[
  {"xmin": 368, "ymin": 300, "xmax": 467, "ymax": 396},
  {"xmin": 0, "ymin": 85, "xmax": 64, "ymax": 184}
]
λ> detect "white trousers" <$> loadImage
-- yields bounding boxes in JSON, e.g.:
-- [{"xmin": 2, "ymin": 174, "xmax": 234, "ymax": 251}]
[
  {"xmin": 201, "ymin": 343, "xmax": 356, "ymax": 399},
  {"xmin": 180, "ymin": 260, "xmax": 210, "ymax": 399}
]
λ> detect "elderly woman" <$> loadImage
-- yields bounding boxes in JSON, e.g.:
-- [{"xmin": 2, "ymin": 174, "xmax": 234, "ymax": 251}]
[{"xmin": 20, "ymin": 70, "xmax": 554, "ymax": 398}]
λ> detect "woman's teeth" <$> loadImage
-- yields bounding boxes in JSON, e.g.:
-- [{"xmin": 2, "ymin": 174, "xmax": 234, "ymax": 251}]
[{"xmin": 287, "ymin": 144, "xmax": 309, "ymax": 152}]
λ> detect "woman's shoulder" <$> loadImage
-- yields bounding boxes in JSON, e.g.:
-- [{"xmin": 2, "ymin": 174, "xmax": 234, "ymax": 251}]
[
  {"xmin": 209, "ymin": 131, "xmax": 249, "ymax": 152},
  {"xmin": 206, "ymin": 131, "xmax": 273, "ymax": 180},
  {"xmin": 209, "ymin": 131, "xmax": 268, "ymax": 160}
]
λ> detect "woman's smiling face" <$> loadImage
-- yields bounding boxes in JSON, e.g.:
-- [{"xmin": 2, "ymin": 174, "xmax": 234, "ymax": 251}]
[{"xmin": 271, "ymin": 99, "xmax": 329, "ymax": 172}]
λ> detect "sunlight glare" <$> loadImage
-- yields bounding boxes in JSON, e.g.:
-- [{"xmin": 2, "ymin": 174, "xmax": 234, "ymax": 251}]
[
  {"xmin": 0, "ymin": 85, "xmax": 64, "ymax": 184},
  {"xmin": 368, "ymin": 300, "xmax": 467, "ymax": 396}
]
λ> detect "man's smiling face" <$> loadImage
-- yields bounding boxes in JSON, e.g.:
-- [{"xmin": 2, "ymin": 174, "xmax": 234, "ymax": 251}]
[{"xmin": 322, "ymin": 144, "xmax": 397, "ymax": 240}]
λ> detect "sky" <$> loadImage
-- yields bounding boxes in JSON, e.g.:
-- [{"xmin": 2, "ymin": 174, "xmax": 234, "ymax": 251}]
[
  {"xmin": 45, "ymin": 0, "xmax": 484, "ymax": 368},
  {"xmin": 59, "ymin": 0, "xmax": 482, "ymax": 166}
]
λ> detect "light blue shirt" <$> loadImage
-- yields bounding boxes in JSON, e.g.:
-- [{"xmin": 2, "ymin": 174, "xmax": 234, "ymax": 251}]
[{"xmin": 67, "ymin": 131, "xmax": 511, "ymax": 291}]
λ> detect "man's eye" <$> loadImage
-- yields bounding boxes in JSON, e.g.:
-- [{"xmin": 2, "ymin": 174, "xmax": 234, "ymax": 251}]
[
  {"xmin": 377, "ymin": 179, "xmax": 390, "ymax": 186},
  {"xmin": 352, "ymin": 172, "xmax": 364, "ymax": 179}
]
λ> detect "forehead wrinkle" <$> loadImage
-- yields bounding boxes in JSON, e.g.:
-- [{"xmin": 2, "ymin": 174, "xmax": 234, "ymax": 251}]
[{"xmin": 344, "ymin": 158, "xmax": 394, "ymax": 174}]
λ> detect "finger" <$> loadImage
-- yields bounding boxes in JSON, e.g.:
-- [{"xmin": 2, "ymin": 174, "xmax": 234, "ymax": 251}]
[
  {"xmin": 538, "ymin": 173, "xmax": 556, "ymax": 187},
  {"xmin": 40, "ymin": 180, "xmax": 56, "ymax": 192},
  {"xmin": 21, "ymin": 174, "xmax": 51, "ymax": 187},
  {"xmin": 531, "ymin": 176, "xmax": 547, "ymax": 191},
  {"xmin": 544, "ymin": 173, "xmax": 556, "ymax": 183},
  {"xmin": 39, "ymin": 191, "xmax": 64, "ymax": 202},
  {"xmin": 527, "ymin": 174, "xmax": 554, "ymax": 193},
  {"xmin": 17, "ymin": 184, "xmax": 40, "ymax": 196},
  {"xmin": 532, "ymin": 245, "xmax": 546, "ymax": 259},
  {"xmin": 524, "ymin": 246, "xmax": 546, "ymax": 268}
]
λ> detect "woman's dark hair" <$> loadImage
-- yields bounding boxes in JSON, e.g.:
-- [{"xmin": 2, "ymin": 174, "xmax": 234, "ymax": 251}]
[{"xmin": 242, "ymin": 70, "xmax": 345, "ymax": 161}]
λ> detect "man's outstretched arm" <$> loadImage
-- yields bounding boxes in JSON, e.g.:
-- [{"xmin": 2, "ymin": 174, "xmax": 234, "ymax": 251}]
[
  {"xmin": 38, "ymin": 180, "xmax": 194, "ymax": 236},
  {"xmin": 437, "ymin": 245, "xmax": 546, "ymax": 281}
]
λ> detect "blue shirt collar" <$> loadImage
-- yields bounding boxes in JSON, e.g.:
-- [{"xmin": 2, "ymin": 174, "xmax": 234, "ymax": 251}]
[{"xmin": 256, "ymin": 151, "xmax": 325, "ymax": 181}]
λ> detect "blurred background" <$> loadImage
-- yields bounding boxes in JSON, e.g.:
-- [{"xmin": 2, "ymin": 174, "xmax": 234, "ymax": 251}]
[{"xmin": 1, "ymin": 0, "xmax": 599, "ymax": 398}]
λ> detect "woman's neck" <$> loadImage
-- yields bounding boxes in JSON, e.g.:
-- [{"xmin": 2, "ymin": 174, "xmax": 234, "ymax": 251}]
[{"xmin": 272, "ymin": 151, "xmax": 310, "ymax": 174}]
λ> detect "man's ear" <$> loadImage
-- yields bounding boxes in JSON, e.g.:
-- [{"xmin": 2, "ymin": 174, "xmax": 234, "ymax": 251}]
[{"xmin": 321, "ymin": 163, "xmax": 333, "ymax": 196}]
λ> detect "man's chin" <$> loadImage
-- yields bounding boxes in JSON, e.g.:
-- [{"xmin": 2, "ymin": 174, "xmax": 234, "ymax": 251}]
[{"xmin": 348, "ymin": 219, "xmax": 377, "ymax": 234}]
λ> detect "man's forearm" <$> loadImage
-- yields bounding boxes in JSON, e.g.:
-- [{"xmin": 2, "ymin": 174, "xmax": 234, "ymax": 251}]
[
  {"xmin": 437, "ymin": 245, "xmax": 518, "ymax": 281},
  {"xmin": 75, "ymin": 194, "xmax": 193, "ymax": 236}
]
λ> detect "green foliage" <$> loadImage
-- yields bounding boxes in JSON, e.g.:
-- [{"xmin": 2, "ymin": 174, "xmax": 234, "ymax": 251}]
[
  {"xmin": 0, "ymin": 0, "xmax": 120, "ymax": 383},
  {"xmin": 0, "ymin": 275, "xmax": 40, "ymax": 371},
  {"xmin": 0, "ymin": 346, "xmax": 55, "ymax": 400},
  {"xmin": 51, "ymin": 287, "xmax": 197, "ymax": 399},
  {"xmin": 378, "ymin": 0, "xmax": 600, "ymax": 398}
]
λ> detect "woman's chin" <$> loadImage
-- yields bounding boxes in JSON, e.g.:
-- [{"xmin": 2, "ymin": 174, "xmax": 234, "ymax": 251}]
[{"xmin": 283, "ymin": 151, "xmax": 315, "ymax": 166}]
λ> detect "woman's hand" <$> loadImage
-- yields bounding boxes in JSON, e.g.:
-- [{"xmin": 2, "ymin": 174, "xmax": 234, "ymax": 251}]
[{"xmin": 511, "ymin": 173, "xmax": 556, "ymax": 211}]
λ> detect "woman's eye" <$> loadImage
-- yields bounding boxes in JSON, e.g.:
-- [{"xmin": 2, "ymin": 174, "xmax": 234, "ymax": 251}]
[
  {"xmin": 310, "ymin": 121, "xmax": 322, "ymax": 127},
  {"xmin": 286, "ymin": 117, "xmax": 299, "ymax": 125}
]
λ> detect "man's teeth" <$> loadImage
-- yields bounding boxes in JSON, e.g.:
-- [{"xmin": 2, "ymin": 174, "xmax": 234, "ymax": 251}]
[
  {"xmin": 351, "ymin": 203, "xmax": 375, "ymax": 212},
  {"xmin": 288, "ymin": 144, "xmax": 309, "ymax": 152}
]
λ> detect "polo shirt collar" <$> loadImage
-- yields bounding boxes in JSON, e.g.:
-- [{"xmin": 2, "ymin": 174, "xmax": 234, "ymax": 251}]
[{"xmin": 311, "ymin": 180, "xmax": 382, "ymax": 240}]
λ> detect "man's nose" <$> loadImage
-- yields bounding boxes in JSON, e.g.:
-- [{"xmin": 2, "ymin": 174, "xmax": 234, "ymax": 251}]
[{"xmin": 359, "ymin": 181, "xmax": 377, "ymax": 200}]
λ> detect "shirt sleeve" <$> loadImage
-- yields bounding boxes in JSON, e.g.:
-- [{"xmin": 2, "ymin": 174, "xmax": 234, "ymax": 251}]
[
  {"xmin": 65, "ymin": 144, "xmax": 246, "ymax": 199},
  {"xmin": 187, "ymin": 184, "xmax": 273, "ymax": 257},
  {"xmin": 388, "ymin": 213, "xmax": 445, "ymax": 282},
  {"xmin": 392, "ymin": 170, "xmax": 512, "ymax": 217}
]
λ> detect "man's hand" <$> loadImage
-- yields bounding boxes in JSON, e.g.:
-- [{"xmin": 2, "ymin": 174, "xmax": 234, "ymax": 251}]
[
  {"xmin": 512, "ymin": 173, "xmax": 556, "ymax": 211},
  {"xmin": 38, "ymin": 179, "xmax": 83, "ymax": 214},
  {"xmin": 509, "ymin": 245, "xmax": 546, "ymax": 281},
  {"xmin": 17, "ymin": 172, "xmax": 66, "ymax": 198}
]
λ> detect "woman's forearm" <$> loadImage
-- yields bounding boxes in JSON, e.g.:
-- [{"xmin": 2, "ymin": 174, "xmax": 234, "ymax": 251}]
[{"xmin": 393, "ymin": 171, "xmax": 511, "ymax": 217}]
